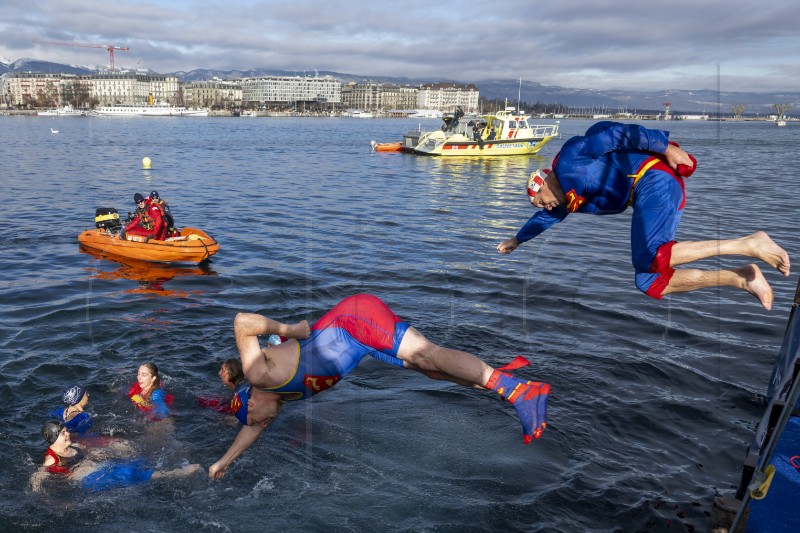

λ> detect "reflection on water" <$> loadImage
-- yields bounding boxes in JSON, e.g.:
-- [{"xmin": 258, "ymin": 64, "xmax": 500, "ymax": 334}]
[
  {"xmin": 79, "ymin": 246, "xmax": 217, "ymax": 296},
  {"xmin": 418, "ymin": 152, "xmax": 551, "ymax": 177}
]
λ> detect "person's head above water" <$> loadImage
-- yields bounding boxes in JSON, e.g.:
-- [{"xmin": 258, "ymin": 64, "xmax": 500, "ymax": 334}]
[
  {"xmin": 42, "ymin": 420, "xmax": 66, "ymax": 445},
  {"xmin": 137, "ymin": 362, "xmax": 162, "ymax": 392},
  {"xmin": 219, "ymin": 358, "xmax": 244, "ymax": 390},
  {"xmin": 62, "ymin": 384, "xmax": 86, "ymax": 406}
]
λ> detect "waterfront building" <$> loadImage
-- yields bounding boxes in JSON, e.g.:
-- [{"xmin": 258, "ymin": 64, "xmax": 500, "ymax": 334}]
[
  {"xmin": 90, "ymin": 72, "xmax": 179, "ymax": 105},
  {"xmin": 2, "ymin": 72, "xmax": 68, "ymax": 108},
  {"xmin": 417, "ymin": 83, "xmax": 479, "ymax": 113},
  {"xmin": 183, "ymin": 79, "xmax": 242, "ymax": 109},
  {"xmin": 240, "ymin": 75, "xmax": 341, "ymax": 110},
  {"xmin": 1, "ymin": 71, "xmax": 179, "ymax": 107},
  {"xmin": 340, "ymin": 82, "xmax": 418, "ymax": 113}
]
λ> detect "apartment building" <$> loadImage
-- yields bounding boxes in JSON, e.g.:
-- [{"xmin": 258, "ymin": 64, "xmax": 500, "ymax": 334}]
[
  {"xmin": 1, "ymin": 71, "xmax": 179, "ymax": 107},
  {"xmin": 417, "ymin": 83, "xmax": 479, "ymax": 113},
  {"xmin": 183, "ymin": 79, "xmax": 242, "ymax": 109},
  {"xmin": 239, "ymin": 76, "xmax": 341, "ymax": 109},
  {"xmin": 340, "ymin": 82, "xmax": 418, "ymax": 112}
]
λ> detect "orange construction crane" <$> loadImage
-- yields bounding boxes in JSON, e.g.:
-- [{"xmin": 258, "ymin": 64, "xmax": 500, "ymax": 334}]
[{"xmin": 32, "ymin": 39, "xmax": 130, "ymax": 70}]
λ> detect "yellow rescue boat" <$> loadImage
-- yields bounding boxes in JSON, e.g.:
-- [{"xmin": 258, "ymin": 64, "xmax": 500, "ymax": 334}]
[{"xmin": 403, "ymin": 107, "xmax": 559, "ymax": 156}]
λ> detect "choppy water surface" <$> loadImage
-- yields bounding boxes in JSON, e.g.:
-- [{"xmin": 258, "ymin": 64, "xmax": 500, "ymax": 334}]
[{"xmin": 1, "ymin": 115, "xmax": 798, "ymax": 531}]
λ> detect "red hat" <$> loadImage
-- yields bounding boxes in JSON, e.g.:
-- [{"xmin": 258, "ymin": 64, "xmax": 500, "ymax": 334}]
[{"xmin": 527, "ymin": 169, "xmax": 550, "ymax": 198}]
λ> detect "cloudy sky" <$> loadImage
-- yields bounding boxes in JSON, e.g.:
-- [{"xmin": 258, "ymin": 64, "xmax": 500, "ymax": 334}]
[{"xmin": 3, "ymin": 0, "xmax": 798, "ymax": 93}]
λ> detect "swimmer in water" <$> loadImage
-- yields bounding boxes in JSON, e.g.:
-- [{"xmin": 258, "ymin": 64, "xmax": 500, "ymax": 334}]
[
  {"xmin": 197, "ymin": 358, "xmax": 248, "ymax": 414},
  {"xmin": 48, "ymin": 384, "xmax": 93, "ymax": 434},
  {"xmin": 128, "ymin": 362, "xmax": 172, "ymax": 420},
  {"xmin": 30, "ymin": 420, "xmax": 200, "ymax": 492},
  {"xmin": 208, "ymin": 293, "xmax": 550, "ymax": 479}
]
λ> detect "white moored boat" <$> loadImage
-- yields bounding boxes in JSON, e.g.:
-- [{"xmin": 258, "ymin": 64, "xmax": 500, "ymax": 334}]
[
  {"xmin": 38, "ymin": 104, "xmax": 86, "ymax": 116},
  {"xmin": 92, "ymin": 102, "xmax": 209, "ymax": 117},
  {"xmin": 403, "ymin": 107, "xmax": 559, "ymax": 156}
]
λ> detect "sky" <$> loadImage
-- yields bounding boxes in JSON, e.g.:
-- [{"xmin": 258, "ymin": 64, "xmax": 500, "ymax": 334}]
[{"xmin": 2, "ymin": 0, "xmax": 799, "ymax": 93}]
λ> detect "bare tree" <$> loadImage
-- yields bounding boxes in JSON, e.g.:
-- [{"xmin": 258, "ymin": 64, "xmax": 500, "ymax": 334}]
[
  {"xmin": 772, "ymin": 103, "xmax": 791, "ymax": 121},
  {"xmin": 731, "ymin": 104, "xmax": 746, "ymax": 120}
]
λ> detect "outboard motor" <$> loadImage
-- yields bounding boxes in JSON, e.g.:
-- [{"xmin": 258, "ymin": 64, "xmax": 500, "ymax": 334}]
[{"xmin": 95, "ymin": 207, "xmax": 121, "ymax": 232}]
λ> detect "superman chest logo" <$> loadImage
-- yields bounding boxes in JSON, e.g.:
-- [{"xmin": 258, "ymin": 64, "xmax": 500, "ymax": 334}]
[
  {"xmin": 565, "ymin": 189, "xmax": 586, "ymax": 212},
  {"xmin": 304, "ymin": 374, "xmax": 341, "ymax": 394}
]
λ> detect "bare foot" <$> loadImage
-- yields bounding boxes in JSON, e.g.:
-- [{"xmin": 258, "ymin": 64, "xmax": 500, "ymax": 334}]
[
  {"xmin": 739, "ymin": 264, "xmax": 774, "ymax": 310},
  {"xmin": 748, "ymin": 231, "xmax": 791, "ymax": 276}
]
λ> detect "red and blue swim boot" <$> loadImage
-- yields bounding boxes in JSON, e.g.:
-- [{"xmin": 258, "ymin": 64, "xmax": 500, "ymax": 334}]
[{"xmin": 486, "ymin": 369, "xmax": 550, "ymax": 444}]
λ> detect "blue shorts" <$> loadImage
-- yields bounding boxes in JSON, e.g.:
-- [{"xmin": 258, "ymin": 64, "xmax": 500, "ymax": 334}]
[
  {"xmin": 81, "ymin": 459, "xmax": 154, "ymax": 492},
  {"xmin": 630, "ymin": 168, "xmax": 685, "ymax": 297}
]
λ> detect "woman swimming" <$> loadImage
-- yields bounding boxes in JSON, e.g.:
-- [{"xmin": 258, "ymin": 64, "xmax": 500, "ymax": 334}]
[{"xmin": 30, "ymin": 420, "xmax": 199, "ymax": 492}]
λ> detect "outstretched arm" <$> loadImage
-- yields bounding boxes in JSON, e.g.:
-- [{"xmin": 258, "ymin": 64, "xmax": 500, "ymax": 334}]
[
  {"xmin": 234, "ymin": 313, "xmax": 310, "ymax": 383},
  {"xmin": 30, "ymin": 467, "xmax": 50, "ymax": 493},
  {"xmin": 208, "ymin": 424, "xmax": 266, "ymax": 479}
]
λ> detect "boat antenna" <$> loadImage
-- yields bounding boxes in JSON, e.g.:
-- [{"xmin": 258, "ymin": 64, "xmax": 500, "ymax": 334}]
[{"xmin": 518, "ymin": 77, "xmax": 522, "ymax": 113}]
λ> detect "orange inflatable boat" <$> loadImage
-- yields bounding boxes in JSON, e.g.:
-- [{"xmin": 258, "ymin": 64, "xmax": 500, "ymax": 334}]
[
  {"xmin": 78, "ymin": 226, "xmax": 220, "ymax": 264},
  {"xmin": 370, "ymin": 140, "xmax": 405, "ymax": 152}
]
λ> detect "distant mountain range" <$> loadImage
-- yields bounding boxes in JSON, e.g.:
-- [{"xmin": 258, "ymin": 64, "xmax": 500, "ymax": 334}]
[{"xmin": 3, "ymin": 58, "xmax": 798, "ymax": 115}]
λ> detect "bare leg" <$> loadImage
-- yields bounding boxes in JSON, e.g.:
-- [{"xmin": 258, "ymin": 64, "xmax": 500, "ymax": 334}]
[
  {"xmin": 151, "ymin": 463, "xmax": 201, "ymax": 480},
  {"xmin": 671, "ymin": 231, "xmax": 790, "ymax": 276},
  {"xmin": 663, "ymin": 264, "xmax": 775, "ymax": 310},
  {"xmin": 396, "ymin": 327, "xmax": 493, "ymax": 387},
  {"xmin": 396, "ymin": 327, "xmax": 550, "ymax": 443}
]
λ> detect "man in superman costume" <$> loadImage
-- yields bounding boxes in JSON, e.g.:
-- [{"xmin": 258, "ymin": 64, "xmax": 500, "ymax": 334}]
[
  {"xmin": 208, "ymin": 293, "xmax": 549, "ymax": 479},
  {"xmin": 497, "ymin": 121, "xmax": 790, "ymax": 310}
]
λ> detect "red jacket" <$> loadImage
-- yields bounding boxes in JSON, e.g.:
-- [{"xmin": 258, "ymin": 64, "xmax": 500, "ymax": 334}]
[{"xmin": 125, "ymin": 199, "xmax": 164, "ymax": 239}]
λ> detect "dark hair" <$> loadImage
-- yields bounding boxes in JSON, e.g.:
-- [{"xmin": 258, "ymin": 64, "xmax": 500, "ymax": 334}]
[
  {"xmin": 42, "ymin": 420, "xmax": 65, "ymax": 445},
  {"xmin": 141, "ymin": 362, "xmax": 162, "ymax": 389},
  {"xmin": 222, "ymin": 358, "xmax": 244, "ymax": 386}
]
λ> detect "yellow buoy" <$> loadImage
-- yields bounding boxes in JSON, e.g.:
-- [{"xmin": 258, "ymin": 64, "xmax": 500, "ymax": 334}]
[{"xmin": 142, "ymin": 157, "xmax": 152, "ymax": 169}]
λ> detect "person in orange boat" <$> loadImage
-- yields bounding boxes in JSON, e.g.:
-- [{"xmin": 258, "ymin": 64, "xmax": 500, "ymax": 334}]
[
  {"xmin": 129, "ymin": 362, "xmax": 173, "ymax": 420},
  {"xmin": 148, "ymin": 190, "xmax": 176, "ymax": 238},
  {"xmin": 208, "ymin": 293, "xmax": 550, "ymax": 479},
  {"xmin": 120, "ymin": 192, "xmax": 164, "ymax": 241}
]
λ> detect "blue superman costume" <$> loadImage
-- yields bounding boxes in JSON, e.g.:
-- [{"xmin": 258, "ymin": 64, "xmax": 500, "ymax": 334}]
[
  {"xmin": 515, "ymin": 121, "xmax": 696, "ymax": 298},
  {"xmin": 231, "ymin": 294, "xmax": 550, "ymax": 443}
]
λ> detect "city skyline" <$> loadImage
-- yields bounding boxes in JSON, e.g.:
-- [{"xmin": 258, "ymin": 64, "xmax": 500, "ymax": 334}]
[{"xmin": 2, "ymin": 0, "xmax": 799, "ymax": 94}]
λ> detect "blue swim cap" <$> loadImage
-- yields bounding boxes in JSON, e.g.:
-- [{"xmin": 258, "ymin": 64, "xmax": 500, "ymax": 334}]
[
  {"xmin": 62, "ymin": 384, "xmax": 86, "ymax": 406},
  {"xmin": 231, "ymin": 386, "xmax": 250, "ymax": 425}
]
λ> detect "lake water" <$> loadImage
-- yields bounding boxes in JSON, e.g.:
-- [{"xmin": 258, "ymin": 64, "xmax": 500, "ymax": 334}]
[{"xmin": 1, "ymin": 115, "xmax": 798, "ymax": 532}]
